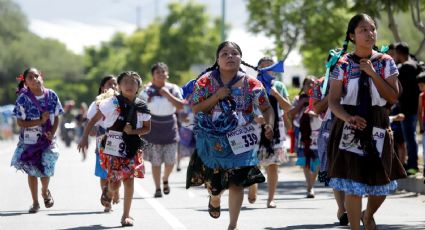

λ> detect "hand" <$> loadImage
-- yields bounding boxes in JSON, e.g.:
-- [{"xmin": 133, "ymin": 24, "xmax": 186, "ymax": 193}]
[
  {"xmin": 264, "ymin": 124, "xmax": 274, "ymax": 140},
  {"xmin": 41, "ymin": 112, "xmax": 49, "ymax": 124},
  {"xmin": 214, "ymin": 87, "xmax": 231, "ymax": 100},
  {"xmin": 159, "ymin": 87, "xmax": 171, "ymax": 97},
  {"xmin": 45, "ymin": 131, "xmax": 54, "ymax": 141},
  {"xmin": 393, "ymin": 113, "xmax": 405, "ymax": 122},
  {"xmin": 359, "ymin": 59, "xmax": 377, "ymax": 77},
  {"xmin": 254, "ymin": 115, "xmax": 266, "ymax": 125},
  {"xmin": 348, "ymin": 115, "xmax": 367, "ymax": 130},
  {"xmin": 123, "ymin": 123, "xmax": 133, "ymax": 135},
  {"xmin": 77, "ymin": 137, "xmax": 89, "ymax": 160}
]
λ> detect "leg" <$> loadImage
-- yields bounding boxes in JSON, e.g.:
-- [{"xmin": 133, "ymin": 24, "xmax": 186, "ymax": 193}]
[
  {"xmin": 247, "ymin": 184, "xmax": 257, "ymax": 204},
  {"xmin": 228, "ymin": 184, "xmax": 244, "ymax": 230},
  {"xmin": 363, "ymin": 195, "xmax": 386, "ymax": 229},
  {"xmin": 266, "ymin": 164, "xmax": 278, "ymax": 207},
  {"xmin": 152, "ymin": 165, "xmax": 162, "ymax": 190},
  {"xmin": 40, "ymin": 177, "xmax": 54, "ymax": 208},
  {"xmin": 162, "ymin": 164, "xmax": 174, "ymax": 194},
  {"xmin": 120, "ymin": 178, "xmax": 135, "ymax": 226},
  {"xmin": 401, "ymin": 115, "xmax": 418, "ymax": 171},
  {"xmin": 334, "ymin": 189, "xmax": 348, "ymax": 225},
  {"xmin": 28, "ymin": 176, "xmax": 39, "ymax": 207},
  {"xmin": 345, "ymin": 194, "xmax": 362, "ymax": 230}
]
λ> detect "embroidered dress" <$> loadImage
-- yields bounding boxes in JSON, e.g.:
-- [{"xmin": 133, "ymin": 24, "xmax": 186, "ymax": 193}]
[
  {"xmin": 311, "ymin": 78, "xmax": 334, "ymax": 185},
  {"xmin": 292, "ymin": 95, "xmax": 321, "ymax": 171},
  {"xmin": 11, "ymin": 89, "xmax": 63, "ymax": 177},
  {"xmin": 139, "ymin": 82, "xmax": 182, "ymax": 166},
  {"xmin": 327, "ymin": 52, "xmax": 406, "ymax": 196},
  {"xmin": 178, "ymin": 102, "xmax": 196, "ymax": 158},
  {"xmin": 187, "ymin": 70, "xmax": 269, "ymax": 195},
  {"xmin": 98, "ymin": 96, "xmax": 151, "ymax": 182},
  {"xmin": 257, "ymin": 80, "xmax": 289, "ymax": 166}
]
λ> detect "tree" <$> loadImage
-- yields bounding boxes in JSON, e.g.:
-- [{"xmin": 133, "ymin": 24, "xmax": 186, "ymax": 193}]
[{"xmin": 83, "ymin": 1, "xmax": 221, "ymax": 87}]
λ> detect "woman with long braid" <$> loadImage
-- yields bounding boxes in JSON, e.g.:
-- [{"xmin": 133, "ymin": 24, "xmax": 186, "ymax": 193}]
[
  {"xmin": 187, "ymin": 41, "xmax": 274, "ymax": 230},
  {"xmin": 327, "ymin": 14, "xmax": 406, "ymax": 230}
]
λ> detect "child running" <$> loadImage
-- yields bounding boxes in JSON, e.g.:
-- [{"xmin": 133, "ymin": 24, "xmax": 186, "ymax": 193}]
[{"xmin": 78, "ymin": 71, "xmax": 151, "ymax": 226}]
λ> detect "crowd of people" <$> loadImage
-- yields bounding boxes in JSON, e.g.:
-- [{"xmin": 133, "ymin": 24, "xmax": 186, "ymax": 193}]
[{"xmin": 9, "ymin": 13, "xmax": 425, "ymax": 230}]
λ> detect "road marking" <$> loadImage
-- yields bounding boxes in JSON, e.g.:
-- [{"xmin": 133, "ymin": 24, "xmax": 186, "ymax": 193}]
[{"xmin": 134, "ymin": 182, "xmax": 188, "ymax": 230}]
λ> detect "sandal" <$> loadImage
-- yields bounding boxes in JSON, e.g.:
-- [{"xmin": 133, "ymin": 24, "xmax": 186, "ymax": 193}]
[
  {"xmin": 42, "ymin": 189, "xmax": 54, "ymax": 208},
  {"xmin": 163, "ymin": 181, "xmax": 170, "ymax": 195},
  {"xmin": 208, "ymin": 196, "xmax": 220, "ymax": 219},
  {"xmin": 28, "ymin": 203, "xmax": 40, "ymax": 213},
  {"xmin": 154, "ymin": 188, "xmax": 162, "ymax": 198},
  {"xmin": 267, "ymin": 200, "xmax": 277, "ymax": 208},
  {"xmin": 338, "ymin": 212, "xmax": 349, "ymax": 226},
  {"xmin": 121, "ymin": 216, "xmax": 134, "ymax": 227},
  {"xmin": 100, "ymin": 186, "xmax": 112, "ymax": 209},
  {"xmin": 361, "ymin": 210, "xmax": 377, "ymax": 230}
]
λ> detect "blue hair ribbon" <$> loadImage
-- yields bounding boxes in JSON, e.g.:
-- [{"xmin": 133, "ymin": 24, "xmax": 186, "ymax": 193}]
[{"xmin": 257, "ymin": 60, "xmax": 284, "ymax": 94}]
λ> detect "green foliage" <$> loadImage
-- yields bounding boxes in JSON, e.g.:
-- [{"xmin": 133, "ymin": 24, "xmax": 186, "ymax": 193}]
[
  {"xmin": 83, "ymin": 1, "xmax": 221, "ymax": 92},
  {"xmin": 0, "ymin": 0, "xmax": 85, "ymax": 105},
  {"xmin": 246, "ymin": 0, "xmax": 425, "ymax": 76}
]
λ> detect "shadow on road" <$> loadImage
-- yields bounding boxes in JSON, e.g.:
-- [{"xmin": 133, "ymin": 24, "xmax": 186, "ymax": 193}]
[
  {"xmin": 0, "ymin": 210, "xmax": 28, "ymax": 217},
  {"xmin": 57, "ymin": 225, "xmax": 119, "ymax": 230},
  {"xmin": 48, "ymin": 211, "xmax": 105, "ymax": 216},
  {"xmin": 265, "ymin": 223, "xmax": 425, "ymax": 229}
]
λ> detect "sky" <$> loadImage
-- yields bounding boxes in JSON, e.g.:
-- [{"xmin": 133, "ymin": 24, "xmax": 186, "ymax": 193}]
[{"xmin": 13, "ymin": 0, "xmax": 302, "ymax": 66}]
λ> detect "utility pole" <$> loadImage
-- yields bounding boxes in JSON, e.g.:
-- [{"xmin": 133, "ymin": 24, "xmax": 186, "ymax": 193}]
[
  {"xmin": 136, "ymin": 5, "xmax": 141, "ymax": 29},
  {"xmin": 221, "ymin": 0, "xmax": 226, "ymax": 42}
]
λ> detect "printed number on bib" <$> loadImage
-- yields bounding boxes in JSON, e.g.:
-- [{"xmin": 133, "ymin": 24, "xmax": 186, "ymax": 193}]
[
  {"xmin": 23, "ymin": 127, "xmax": 42, "ymax": 144},
  {"xmin": 339, "ymin": 123, "xmax": 386, "ymax": 157},
  {"xmin": 227, "ymin": 124, "xmax": 260, "ymax": 155},
  {"xmin": 104, "ymin": 130, "xmax": 126, "ymax": 157}
]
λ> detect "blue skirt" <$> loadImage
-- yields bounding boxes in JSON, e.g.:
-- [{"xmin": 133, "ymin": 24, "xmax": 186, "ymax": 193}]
[
  {"xmin": 330, "ymin": 178, "xmax": 397, "ymax": 196},
  {"xmin": 11, "ymin": 142, "xmax": 59, "ymax": 177}
]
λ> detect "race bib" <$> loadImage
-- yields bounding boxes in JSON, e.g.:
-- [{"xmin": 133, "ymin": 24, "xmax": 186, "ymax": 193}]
[
  {"xmin": 339, "ymin": 122, "xmax": 364, "ymax": 155},
  {"xmin": 227, "ymin": 124, "xmax": 260, "ymax": 155},
  {"xmin": 23, "ymin": 127, "xmax": 42, "ymax": 144},
  {"xmin": 339, "ymin": 123, "xmax": 386, "ymax": 157},
  {"xmin": 372, "ymin": 127, "xmax": 386, "ymax": 157},
  {"xmin": 104, "ymin": 130, "xmax": 126, "ymax": 157}
]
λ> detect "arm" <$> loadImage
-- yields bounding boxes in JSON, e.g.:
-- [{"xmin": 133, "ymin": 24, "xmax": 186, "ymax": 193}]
[
  {"xmin": 270, "ymin": 88, "xmax": 292, "ymax": 112},
  {"xmin": 192, "ymin": 87, "xmax": 230, "ymax": 113},
  {"xmin": 123, "ymin": 120, "xmax": 151, "ymax": 136},
  {"xmin": 259, "ymin": 104, "xmax": 275, "ymax": 140},
  {"xmin": 47, "ymin": 116, "xmax": 59, "ymax": 140},
  {"xmin": 160, "ymin": 88, "xmax": 185, "ymax": 110},
  {"xmin": 419, "ymin": 95, "xmax": 423, "ymax": 133},
  {"xmin": 360, "ymin": 59, "xmax": 399, "ymax": 104},
  {"xmin": 287, "ymin": 96, "xmax": 308, "ymax": 120},
  {"xmin": 328, "ymin": 79, "xmax": 366, "ymax": 130},
  {"xmin": 312, "ymin": 95, "xmax": 328, "ymax": 114},
  {"xmin": 77, "ymin": 110, "xmax": 103, "ymax": 158},
  {"xmin": 16, "ymin": 111, "xmax": 49, "ymax": 128}
]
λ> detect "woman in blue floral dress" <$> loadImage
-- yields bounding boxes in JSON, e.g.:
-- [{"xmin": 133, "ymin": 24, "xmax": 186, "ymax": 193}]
[
  {"xmin": 11, "ymin": 68, "xmax": 64, "ymax": 213},
  {"xmin": 187, "ymin": 41, "xmax": 275, "ymax": 230}
]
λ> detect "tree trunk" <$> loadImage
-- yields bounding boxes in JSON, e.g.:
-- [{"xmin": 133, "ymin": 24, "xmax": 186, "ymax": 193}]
[
  {"xmin": 386, "ymin": 1, "xmax": 402, "ymax": 42},
  {"xmin": 410, "ymin": 0, "xmax": 425, "ymax": 56}
]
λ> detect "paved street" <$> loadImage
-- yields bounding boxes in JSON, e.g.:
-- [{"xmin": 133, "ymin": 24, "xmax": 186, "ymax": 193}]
[{"xmin": 0, "ymin": 137, "xmax": 424, "ymax": 230}]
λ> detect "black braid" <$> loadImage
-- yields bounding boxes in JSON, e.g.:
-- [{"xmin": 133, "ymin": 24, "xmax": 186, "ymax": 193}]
[
  {"xmin": 241, "ymin": 60, "xmax": 259, "ymax": 71},
  {"xmin": 196, "ymin": 62, "xmax": 218, "ymax": 79}
]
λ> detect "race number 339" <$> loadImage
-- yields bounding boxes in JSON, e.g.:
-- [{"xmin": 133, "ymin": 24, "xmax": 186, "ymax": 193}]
[
  {"xmin": 104, "ymin": 130, "xmax": 126, "ymax": 157},
  {"xmin": 227, "ymin": 124, "xmax": 260, "ymax": 155}
]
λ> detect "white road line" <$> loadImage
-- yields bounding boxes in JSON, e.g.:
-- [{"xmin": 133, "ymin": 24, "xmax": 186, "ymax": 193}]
[{"xmin": 134, "ymin": 182, "xmax": 188, "ymax": 230}]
